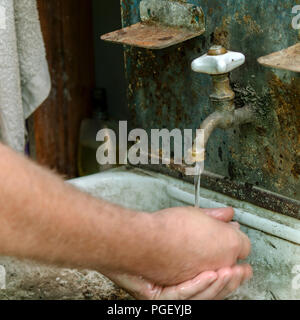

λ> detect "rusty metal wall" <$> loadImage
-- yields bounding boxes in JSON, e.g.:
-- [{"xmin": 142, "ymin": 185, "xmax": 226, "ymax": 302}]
[{"xmin": 120, "ymin": 0, "xmax": 300, "ymax": 212}]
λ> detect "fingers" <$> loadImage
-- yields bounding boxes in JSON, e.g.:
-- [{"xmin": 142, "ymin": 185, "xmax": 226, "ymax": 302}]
[
  {"xmin": 230, "ymin": 221, "xmax": 240, "ymax": 229},
  {"xmin": 213, "ymin": 265, "xmax": 251, "ymax": 300},
  {"xmin": 200, "ymin": 207, "xmax": 241, "ymax": 231},
  {"xmin": 109, "ymin": 265, "xmax": 252, "ymax": 301},
  {"xmin": 200, "ymin": 207, "xmax": 251, "ymax": 261},
  {"xmin": 150, "ymin": 264, "xmax": 252, "ymax": 300},
  {"xmin": 190, "ymin": 268, "xmax": 233, "ymax": 300},
  {"xmin": 201, "ymin": 207, "xmax": 235, "ymax": 222},
  {"xmin": 158, "ymin": 271, "xmax": 218, "ymax": 300},
  {"xmin": 236, "ymin": 229, "xmax": 252, "ymax": 260},
  {"xmin": 201, "ymin": 208, "xmax": 251, "ymax": 260},
  {"xmin": 190, "ymin": 265, "xmax": 253, "ymax": 300},
  {"xmin": 154, "ymin": 264, "xmax": 252, "ymax": 300}
]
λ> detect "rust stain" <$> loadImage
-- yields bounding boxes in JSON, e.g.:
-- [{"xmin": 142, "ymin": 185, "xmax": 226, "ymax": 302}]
[
  {"xmin": 234, "ymin": 12, "xmax": 263, "ymax": 34},
  {"xmin": 242, "ymin": 15, "xmax": 262, "ymax": 34},
  {"xmin": 268, "ymin": 74, "xmax": 300, "ymax": 181},
  {"xmin": 101, "ymin": 22, "xmax": 203, "ymax": 50},
  {"xmin": 263, "ymin": 146, "xmax": 276, "ymax": 175},
  {"xmin": 126, "ymin": 38, "xmax": 198, "ymax": 128},
  {"xmin": 292, "ymin": 160, "xmax": 300, "ymax": 178},
  {"xmin": 120, "ymin": 0, "xmax": 133, "ymax": 27},
  {"xmin": 212, "ymin": 16, "xmax": 231, "ymax": 48},
  {"xmin": 231, "ymin": 78, "xmax": 299, "ymax": 197}
]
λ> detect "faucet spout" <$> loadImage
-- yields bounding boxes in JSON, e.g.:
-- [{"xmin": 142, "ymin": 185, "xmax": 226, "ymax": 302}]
[
  {"xmin": 199, "ymin": 111, "xmax": 223, "ymax": 148},
  {"xmin": 191, "ymin": 104, "xmax": 255, "ymax": 162},
  {"xmin": 201, "ymin": 104, "xmax": 255, "ymax": 148},
  {"xmin": 189, "ymin": 46, "xmax": 255, "ymax": 164}
]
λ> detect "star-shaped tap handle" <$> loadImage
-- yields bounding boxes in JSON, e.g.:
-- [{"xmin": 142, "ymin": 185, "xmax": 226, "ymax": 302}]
[{"xmin": 191, "ymin": 45, "xmax": 245, "ymax": 75}]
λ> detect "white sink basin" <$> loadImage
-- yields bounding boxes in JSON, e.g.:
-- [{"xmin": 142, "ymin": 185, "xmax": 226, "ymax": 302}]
[{"xmin": 69, "ymin": 167, "xmax": 300, "ymax": 300}]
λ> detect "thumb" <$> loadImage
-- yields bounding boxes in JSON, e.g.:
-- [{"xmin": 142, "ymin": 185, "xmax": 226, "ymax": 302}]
[{"xmin": 201, "ymin": 207, "xmax": 235, "ymax": 223}]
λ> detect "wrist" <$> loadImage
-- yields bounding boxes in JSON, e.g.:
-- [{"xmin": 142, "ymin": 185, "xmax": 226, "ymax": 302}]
[
  {"xmin": 93, "ymin": 205, "xmax": 155, "ymax": 276},
  {"xmin": 110, "ymin": 210, "xmax": 174, "ymax": 281}
]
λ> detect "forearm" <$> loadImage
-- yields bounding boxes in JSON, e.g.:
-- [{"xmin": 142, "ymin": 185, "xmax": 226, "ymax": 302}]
[
  {"xmin": 0, "ymin": 143, "xmax": 155, "ymax": 276},
  {"xmin": 0, "ymin": 143, "xmax": 251, "ymax": 287}
]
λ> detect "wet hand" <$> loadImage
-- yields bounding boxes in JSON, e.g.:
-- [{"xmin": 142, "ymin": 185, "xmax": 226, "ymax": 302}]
[
  {"xmin": 105, "ymin": 207, "xmax": 252, "ymax": 300},
  {"xmin": 106, "ymin": 264, "xmax": 252, "ymax": 300},
  {"xmin": 143, "ymin": 207, "xmax": 251, "ymax": 286}
]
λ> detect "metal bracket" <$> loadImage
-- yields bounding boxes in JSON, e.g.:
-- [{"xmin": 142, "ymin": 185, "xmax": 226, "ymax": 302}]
[{"xmin": 101, "ymin": 0, "xmax": 205, "ymax": 50}]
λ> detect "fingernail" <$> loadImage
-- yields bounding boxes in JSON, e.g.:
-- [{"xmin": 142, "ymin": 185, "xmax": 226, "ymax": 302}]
[{"xmin": 208, "ymin": 274, "xmax": 217, "ymax": 284}]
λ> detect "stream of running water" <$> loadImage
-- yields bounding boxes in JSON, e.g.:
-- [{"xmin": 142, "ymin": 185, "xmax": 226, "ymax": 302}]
[{"xmin": 194, "ymin": 160, "xmax": 205, "ymax": 208}]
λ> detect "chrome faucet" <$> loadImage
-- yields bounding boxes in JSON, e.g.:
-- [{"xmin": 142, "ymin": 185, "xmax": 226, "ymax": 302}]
[{"xmin": 189, "ymin": 45, "xmax": 255, "ymax": 162}]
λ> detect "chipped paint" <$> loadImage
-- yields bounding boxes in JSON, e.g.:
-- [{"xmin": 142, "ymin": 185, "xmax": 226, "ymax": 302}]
[
  {"xmin": 140, "ymin": 0, "xmax": 205, "ymax": 31},
  {"xmin": 121, "ymin": 0, "xmax": 300, "ymax": 216}
]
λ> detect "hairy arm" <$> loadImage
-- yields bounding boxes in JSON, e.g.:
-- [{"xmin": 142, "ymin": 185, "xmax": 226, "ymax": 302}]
[
  {"xmin": 0, "ymin": 143, "xmax": 251, "ymax": 288},
  {"xmin": 0, "ymin": 143, "xmax": 154, "ymax": 276}
]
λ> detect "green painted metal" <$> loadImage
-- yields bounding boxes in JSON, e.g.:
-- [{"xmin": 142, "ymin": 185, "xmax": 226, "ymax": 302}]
[{"xmin": 120, "ymin": 0, "xmax": 300, "ymax": 214}]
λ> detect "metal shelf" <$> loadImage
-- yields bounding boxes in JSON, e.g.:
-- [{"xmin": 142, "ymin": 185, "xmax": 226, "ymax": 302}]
[{"xmin": 258, "ymin": 43, "xmax": 300, "ymax": 73}]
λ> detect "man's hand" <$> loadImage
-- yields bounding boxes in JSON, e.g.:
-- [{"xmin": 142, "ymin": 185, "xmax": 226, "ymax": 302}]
[
  {"xmin": 107, "ymin": 265, "xmax": 252, "ymax": 300},
  {"xmin": 0, "ymin": 143, "xmax": 251, "ymax": 300},
  {"xmin": 105, "ymin": 208, "xmax": 252, "ymax": 300},
  {"xmin": 127, "ymin": 207, "xmax": 251, "ymax": 287}
]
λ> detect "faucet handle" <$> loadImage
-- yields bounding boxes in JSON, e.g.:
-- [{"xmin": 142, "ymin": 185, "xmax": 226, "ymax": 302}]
[{"xmin": 191, "ymin": 45, "xmax": 245, "ymax": 75}]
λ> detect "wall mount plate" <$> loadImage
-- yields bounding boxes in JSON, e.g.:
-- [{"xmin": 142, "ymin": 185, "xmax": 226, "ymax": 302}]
[
  {"xmin": 258, "ymin": 43, "xmax": 300, "ymax": 73},
  {"xmin": 101, "ymin": 0, "xmax": 205, "ymax": 50}
]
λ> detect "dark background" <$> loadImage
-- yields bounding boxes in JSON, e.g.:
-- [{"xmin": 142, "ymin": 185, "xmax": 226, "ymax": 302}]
[{"xmin": 29, "ymin": 0, "xmax": 126, "ymax": 178}]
